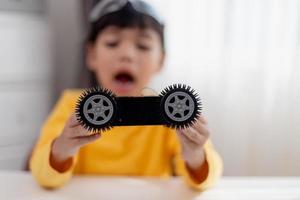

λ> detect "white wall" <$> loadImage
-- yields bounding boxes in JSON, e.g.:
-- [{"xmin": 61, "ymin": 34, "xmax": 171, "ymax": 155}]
[
  {"xmin": 0, "ymin": 11, "xmax": 52, "ymax": 170},
  {"xmin": 148, "ymin": 0, "xmax": 300, "ymax": 176},
  {"xmin": 0, "ymin": 0, "xmax": 84, "ymax": 170},
  {"xmin": 46, "ymin": 0, "xmax": 84, "ymax": 95}
]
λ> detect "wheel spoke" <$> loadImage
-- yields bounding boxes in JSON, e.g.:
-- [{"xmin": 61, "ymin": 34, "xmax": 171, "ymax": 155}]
[
  {"xmin": 174, "ymin": 95, "xmax": 180, "ymax": 103},
  {"xmin": 87, "ymin": 109, "xmax": 94, "ymax": 114},
  {"xmin": 181, "ymin": 96, "xmax": 187, "ymax": 102},
  {"xmin": 178, "ymin": 110, "xmax": 185, "ymax": 117},
  {"xmin": 99, "ymin": 98, "xmax": 103, "ymax": 106},
  {"xmin": 168, "ymin": 102, "xmax": 176, "ymax": 107},
  {"xmin": 103, "ymin": 106, "xmax": 111, "ymax": 111},
  {"xmin": 99, "ymin": 112, "xmax": 107, "ymax": 119},
  {"xmin": 168, "ymin": 105, "xmax": 175, "ymax": 113},
  {"xmin": 91, "ymin": 101, "xmax": 97, "ymax": 108},
  {"xmin": 171, "ymin": 109, "xmax": 176, "ymax": 115},
  {"xmin": 182, "ymin": 105, "xmax": 188, "ymax": 110},
  {"xmin": 173, "ymin": 110, "xmax": 181, "ymax": 116},
  {"xmin": 93, "ymin": 111, "xmax": 99, "ymax": 118}
]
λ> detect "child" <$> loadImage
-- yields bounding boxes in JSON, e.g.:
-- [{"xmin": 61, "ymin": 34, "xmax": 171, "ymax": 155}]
[{"xmin": 30, "ymin": 0, "xmax": 223, "ymax": 191}]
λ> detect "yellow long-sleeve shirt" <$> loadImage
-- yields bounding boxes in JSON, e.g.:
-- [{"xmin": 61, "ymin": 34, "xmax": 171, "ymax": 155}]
[{"xmin": 30, "ymin": 89, "xmax": 223, "ymax": 190}]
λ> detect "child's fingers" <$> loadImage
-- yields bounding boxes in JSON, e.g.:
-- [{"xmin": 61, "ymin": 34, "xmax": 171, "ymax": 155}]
[
  {"xmin": 177, "ymin": 127, "xmax": 202, "ymax": 145},
  {"xmin": 68, "ymin": 113, "xmax": 81, "ymax": 128},
  {"xmin": 73, "ymin": 133, "xmax": 101, "ymax": 146},
  {"xmin": 140, "ymin": 87, "xmax": 159, "ymax": 96},
  {"xmin": 198, "ymin": 115, "xmax": 208, "ymax": 125},
  {"xmin": 69, "ymin": 125, "xmax": 90, "ymax": 138},
  {"xmin": 176, "ymin": 129, "xmax": 193, "ymax": 146},
  {"xmin": 192, "ymin": 121, "xmax": 210, "ymax": 139}
]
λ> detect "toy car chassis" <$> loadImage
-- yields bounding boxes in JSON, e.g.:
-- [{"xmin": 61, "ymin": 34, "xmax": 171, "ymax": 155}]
[{"xmin": 75, "ymin": 84, "xmax": 201, "ymax": 132}]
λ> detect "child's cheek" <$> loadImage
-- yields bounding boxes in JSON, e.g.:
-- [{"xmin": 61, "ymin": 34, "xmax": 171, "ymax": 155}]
[
  {"xmin": 140, "ymin": 68, "xmax": 155, "ymax": 86},
  {"xmin": 93, "ymin": 63, "xmax": 112, "ymax": 87},
  {"xmin": 102, "ymin": 69, "xmax": 113, "ymax": 87}
]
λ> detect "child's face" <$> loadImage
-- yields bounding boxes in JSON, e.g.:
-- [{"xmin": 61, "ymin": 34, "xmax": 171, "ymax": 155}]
[{"xmin": 87, "ymin": 25, "xmax": 164, "ymax": 96}]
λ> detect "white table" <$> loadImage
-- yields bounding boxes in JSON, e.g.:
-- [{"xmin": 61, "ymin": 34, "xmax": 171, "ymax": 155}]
[{"xmin": 0, "ymin": 171, "xmax": 300, "ymax": 200}]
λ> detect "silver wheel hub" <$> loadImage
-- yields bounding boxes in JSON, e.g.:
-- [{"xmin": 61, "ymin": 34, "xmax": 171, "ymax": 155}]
[
  {"xmin": 164, "ymin": 91, "xmax": 194, "ymax": 122},
  {"xmin": 83, "ymin": 95, "xmax": 114, "ymax": 125}
]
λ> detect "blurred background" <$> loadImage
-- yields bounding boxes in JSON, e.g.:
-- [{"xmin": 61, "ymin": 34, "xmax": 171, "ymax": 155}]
[{"xmin": 0, "ymin": 0, "xmax": 299, "ymax": 176}]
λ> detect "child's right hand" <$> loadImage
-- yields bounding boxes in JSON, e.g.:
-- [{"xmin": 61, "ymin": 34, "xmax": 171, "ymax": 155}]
[{"xmin": 50, "ymin": 113, "xmax": 101, "ymax": 172}]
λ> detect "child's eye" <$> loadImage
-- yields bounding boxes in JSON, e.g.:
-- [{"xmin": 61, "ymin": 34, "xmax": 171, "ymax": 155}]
[
  {"xmin": 105, "ymin": 41, "xmax": 119, "ymax": 48},
  {"xmin": 137, "ymin": 44, "xmax": 151, "ymax": 51}
]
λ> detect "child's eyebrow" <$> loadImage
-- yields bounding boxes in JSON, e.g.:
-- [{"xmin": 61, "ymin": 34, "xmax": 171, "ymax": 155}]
[
  {"xmin": 105, "ymin": 27, "xmax": 120, "ymax": 34},
  {"xmin": 139, "ymin": 31, "xmax": 154, "ymax": 39}
]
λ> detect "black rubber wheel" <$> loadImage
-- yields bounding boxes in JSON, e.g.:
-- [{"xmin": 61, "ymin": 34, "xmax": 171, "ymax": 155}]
[
  {"xmin": 75, "ymin": 86, "xmax": 117, "ymax": 132},
  {"xmin": 160, "ymin": 84, "xmax": 201, "ymax": 129}
]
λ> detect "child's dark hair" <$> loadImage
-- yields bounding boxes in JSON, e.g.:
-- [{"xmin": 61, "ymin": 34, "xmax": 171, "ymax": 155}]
[
  {"xmin": 84, "ymin": 3, "xmax": 165, "ymax": 87},
  {"xmin": 86, "ymin": 3, "xmax": 165, "ymax": 50}
]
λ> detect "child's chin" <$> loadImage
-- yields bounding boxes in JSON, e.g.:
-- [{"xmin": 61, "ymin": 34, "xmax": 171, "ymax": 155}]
[{"xmin": 112, "ymin": 81, "xmax": 138, "ymax": 96}]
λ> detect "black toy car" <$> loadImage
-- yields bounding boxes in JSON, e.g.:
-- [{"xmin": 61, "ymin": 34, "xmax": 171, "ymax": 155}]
[{"xmin": 76, "ymin": 84, "xmax": 202, "ymax": 132}]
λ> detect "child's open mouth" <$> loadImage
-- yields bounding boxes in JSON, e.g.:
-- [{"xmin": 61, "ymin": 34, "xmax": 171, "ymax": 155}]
[
  {"xmin": 113, "ymin": 71, "xmax": 136, "ymax": 95},
  {"xmin": 115, "ymin": 72, "xmax": 135, "ymax": 84}
]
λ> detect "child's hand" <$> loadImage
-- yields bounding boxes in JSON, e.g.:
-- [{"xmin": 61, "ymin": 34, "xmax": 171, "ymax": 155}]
[
  {"xmin": 176, "ymin": 116, "xmax": 209, "ymax": 170},
  {"xmin": 140, "ymin": 87, "xmax": 209, "ymax": 170},
  {"xmin": 50, "ymin": 113, "xmax": 101, "ymax": 171}
]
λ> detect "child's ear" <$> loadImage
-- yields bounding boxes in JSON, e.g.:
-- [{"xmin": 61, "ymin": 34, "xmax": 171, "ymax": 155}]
[
  {"xmin": 86, "ymin": 43, "xmax": 97, "ymax": 71},
  {"xmin": 157, "ymin": 51, "xmax": 165, "ymax": 72}
]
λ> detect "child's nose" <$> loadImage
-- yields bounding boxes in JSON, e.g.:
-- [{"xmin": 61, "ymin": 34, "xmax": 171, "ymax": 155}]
[{"xmin": 118, "ymin": 42, "xmax": 137, "ymax": 63}]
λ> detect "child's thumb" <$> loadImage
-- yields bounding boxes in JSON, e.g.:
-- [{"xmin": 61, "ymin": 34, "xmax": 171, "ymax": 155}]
[{"xmin": 140, "ymin": 87, "xmax": 159, "ymax": 96}]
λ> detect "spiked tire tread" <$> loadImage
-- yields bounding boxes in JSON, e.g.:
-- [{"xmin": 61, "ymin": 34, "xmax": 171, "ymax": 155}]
[
  {"xmin": 160, "ymin": 84, "xmax": 202, "ymax": 129},
  {"xmin": 75, "ymin": 86, "xmax": 117, "ymax": 132}
]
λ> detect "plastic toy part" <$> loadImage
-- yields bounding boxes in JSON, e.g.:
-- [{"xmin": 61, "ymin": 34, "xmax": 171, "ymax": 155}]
[{"xmin": 75, "ymin": 84, "xmax": 202, "ymax": 132}]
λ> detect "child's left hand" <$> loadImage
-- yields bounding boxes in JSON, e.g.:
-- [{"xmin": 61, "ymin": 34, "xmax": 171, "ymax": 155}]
[
  {"xmin": 140, "ymin": 88, "xmax": 209, "ymax": 170},
  {"xmin": 176, "ymin": 116, "xmax": 209, "ymax": 170}
]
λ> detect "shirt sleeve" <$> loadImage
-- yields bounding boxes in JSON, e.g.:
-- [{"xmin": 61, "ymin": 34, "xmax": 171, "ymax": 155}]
[
  {"xmin": 29, "ymin": 90, "xmax": 79, "ymax": 188},
  {"xmin": 168, "ymin": 131, "xmax": 223, "ymax": 191}
]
